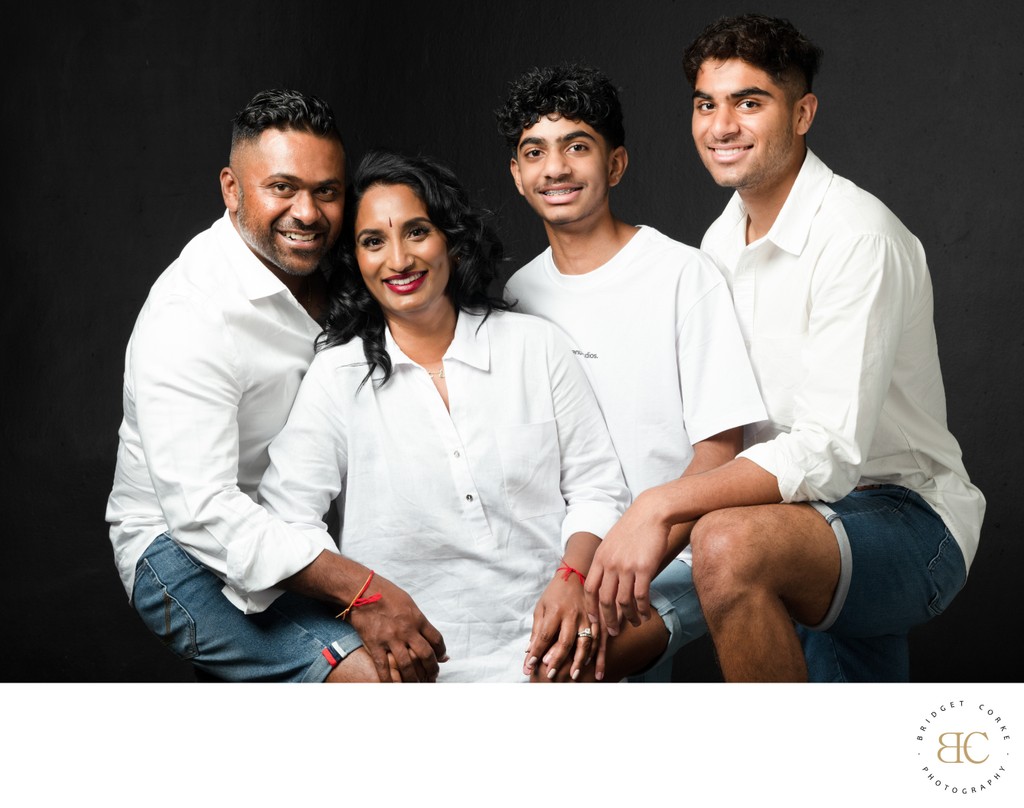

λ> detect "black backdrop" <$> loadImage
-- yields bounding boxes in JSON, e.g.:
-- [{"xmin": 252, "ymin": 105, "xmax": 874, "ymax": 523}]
[{"xmin": 3, "ymin": 1, "xmax": 1021, "ymax": 682}]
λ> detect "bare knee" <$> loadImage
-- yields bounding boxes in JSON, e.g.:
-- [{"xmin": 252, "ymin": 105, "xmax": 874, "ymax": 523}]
[
  {"xmin": 324, "ymin": 647, "xmax": 382, "ymax": 683},
  {"xmin": 598, "ymin": 613, "xmax": 670, "ymax": 682},
  {"xmin": 690, "ymin": 509, "xmax": 771, "ymax": 612},
  {"xmin": 691, "ymin": 510, "xmax": 764, "ymax": 582}
]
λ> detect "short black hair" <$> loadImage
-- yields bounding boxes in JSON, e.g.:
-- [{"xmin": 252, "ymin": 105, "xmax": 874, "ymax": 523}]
[
  {"xmin": 230, "ymin": 88, "xmax": 343, "ymax": 153},
  {"xmin": 320, "ymin": 151, "xmax": 508, "ymax": 386},
  {"xmin": 683, "ymin": 14, "xmax": 823, "ymax": 98},
  {"xmin": 495, "ymin": 62, "xmax": 625, "ymax": 155}
]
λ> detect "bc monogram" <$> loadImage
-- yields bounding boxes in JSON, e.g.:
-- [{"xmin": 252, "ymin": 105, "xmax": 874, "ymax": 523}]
[{"xmin": 936, "ymin": 732, "xmax": 989, "ymax": 764}]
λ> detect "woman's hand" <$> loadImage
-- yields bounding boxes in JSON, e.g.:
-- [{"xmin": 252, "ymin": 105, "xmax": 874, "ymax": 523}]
[{"xmin": 524, "ymin": 567, "xmax": 601, "ymax": 682}]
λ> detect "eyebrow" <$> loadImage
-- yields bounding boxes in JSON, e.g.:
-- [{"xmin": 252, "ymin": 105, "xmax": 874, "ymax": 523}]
[
  {"xmin": 518, "ymin": 129, "xmax": 597, "ymax": 151},
  {"xmin": 264, "ymin": 173, "xmax": 343, "ymax": 186},
  {"xmin": 692, "ymin": 86, "xmax": 775, "ymax": 101},
  {"xmin": 355, "ymin": 216, "xmax": 433, "ymax": 241}
]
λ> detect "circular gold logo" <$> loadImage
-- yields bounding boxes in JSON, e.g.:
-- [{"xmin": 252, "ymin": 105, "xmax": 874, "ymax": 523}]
[{"xmin": 915, "ymin": 699, "xmax": 1013, "ymax": 796}]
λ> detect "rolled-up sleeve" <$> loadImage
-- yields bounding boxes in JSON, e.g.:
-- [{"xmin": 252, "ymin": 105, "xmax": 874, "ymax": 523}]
[
  {"xmin": 131, "ymin": 296, "xmax": 334, "ymax": 612},
  {"xmin": 739, "ymin": 233, "xmax": 917, "ymax": 503}
]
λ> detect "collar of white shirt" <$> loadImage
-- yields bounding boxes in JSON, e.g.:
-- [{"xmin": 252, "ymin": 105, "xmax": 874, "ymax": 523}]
[
  {"xmin": 383, "ymin": 309, "xmax": 492, "ymax": 372},
  {"xmin": 725, "ymin": 149, "xmax": 835, "ymax": 257},
  {"xmin": 213, "ymin": 210, "xmax": 303, "ymax": 303}
]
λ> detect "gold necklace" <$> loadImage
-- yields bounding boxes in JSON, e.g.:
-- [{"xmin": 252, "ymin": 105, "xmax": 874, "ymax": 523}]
[{"xmin": 426, "ymin": 367, "xmax": 445, "ymax": 379}]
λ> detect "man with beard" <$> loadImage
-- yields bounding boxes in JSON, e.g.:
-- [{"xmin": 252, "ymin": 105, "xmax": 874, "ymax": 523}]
[{"xmin": 106, "ymin": 89, "xmax": 445, "ymax": 682}]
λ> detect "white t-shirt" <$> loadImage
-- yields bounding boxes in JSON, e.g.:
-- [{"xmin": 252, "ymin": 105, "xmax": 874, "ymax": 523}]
[
  {"xmin": 505, "ymin": 225, "xmax": 767, "ymax": 502},
  {"xmin": 258, "ymin": 310, "xmax": 630, "ymax": 682}
]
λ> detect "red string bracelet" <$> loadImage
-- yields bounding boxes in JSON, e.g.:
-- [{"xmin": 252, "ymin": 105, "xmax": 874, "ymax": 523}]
[
  {"xmin": 557, "ymin": 563, "xmax": 586, "ymax": 585},
  {"xmin": 335, "ymin": 570, "xmax": 382, "ymax": 620}
]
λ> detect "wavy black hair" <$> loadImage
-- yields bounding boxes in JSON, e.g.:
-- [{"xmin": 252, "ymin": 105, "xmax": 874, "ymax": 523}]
[
  {"xmin": 495, "ymin": 62, "xmax": 625, "ymax": 155},
  {"xmin": 229, "ymin": 88, "xmax": 344, "ymax": 155},
  {"xmin": 318, "ymin": 150, "xmax": 508, "ymax": 386},
  {"xmin": 683, "ymin": 14, "xmax": 823, "ymax": 99}
]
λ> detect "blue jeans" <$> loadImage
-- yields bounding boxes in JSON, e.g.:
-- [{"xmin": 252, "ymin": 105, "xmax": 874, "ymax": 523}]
[
  {"xmin": 801, "ymin": 486, "xmax": 967, "ymax": 682},
  {"xmin": 132, "ymin": 534, "xmax": 363, "ymax": 682},
  {"xmin": 628, "ymin": 558, "xmax": 708, "ymax": 682}
]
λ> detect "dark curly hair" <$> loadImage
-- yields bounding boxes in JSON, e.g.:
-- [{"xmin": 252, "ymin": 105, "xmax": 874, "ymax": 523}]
[
  {"xmin": 683, "ymin": 14, "xmax": 823, "ymax": 99},
  {"xmin": 230, "ymin": 88, "xmax": 344, "ymax": 155},
  {"xmin": 495, "ymin": 62, "xmax": 625, "ymax": 155},
  {"xmin": 318, "ymin": 150, "xmax": 508, "ymax": 386}
]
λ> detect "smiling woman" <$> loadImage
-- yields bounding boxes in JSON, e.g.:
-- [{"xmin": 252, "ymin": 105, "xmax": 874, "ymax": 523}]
[
  {"xmin": 355, "ymin": 183, "xmax": 454, "ymax": 331},
  {"xmin": 254, "ymin": 151, "xmax": 672, "ymax": 682},
  {"xmin": 322, "ymin": 150, "xmax": 508, "ymax": 388}
]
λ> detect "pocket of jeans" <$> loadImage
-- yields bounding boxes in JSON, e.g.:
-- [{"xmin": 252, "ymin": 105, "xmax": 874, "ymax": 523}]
[
  {"xmin": 133, "ymin": 558, "xmax": 199, "ymax": 660},
  {"xmin": 495, "ymin": 420, "xmax": 565, "ymax": 520},
  {"xmin": 926, "ymin": 530, "xmax": 967, "ymax": 617}
]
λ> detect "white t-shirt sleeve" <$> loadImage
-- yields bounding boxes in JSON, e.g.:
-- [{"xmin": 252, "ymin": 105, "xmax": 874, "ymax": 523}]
[
  {"xmin": 542, "ymin": 325, "xmax": 631, "ymax": 547},
  {"xmin": 677, "ymin": 259, "xmax": 767, "ymax": 445}
]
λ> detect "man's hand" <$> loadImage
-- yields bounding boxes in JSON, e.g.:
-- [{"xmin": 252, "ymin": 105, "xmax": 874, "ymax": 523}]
[
  {"xmin": 584, "ymin": 491, "xmax": 672, "ymax": 635},
  {"xmin": 585, "ymin": 431, "xmax": 748, "ymax": 635},
  {"xmin": 347, "ymin": 574, "xmax": 447, "ymax": 683},
  {"xmin": 281, "ymin": 551, "xmax": 446, "ymax": 683}
]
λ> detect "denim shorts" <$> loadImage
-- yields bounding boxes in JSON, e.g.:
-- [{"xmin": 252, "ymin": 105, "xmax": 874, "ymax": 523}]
[
  {"xmin": 132, "ymin": 533, "xmax": 363, "ymax": 682},
  {"xmin": 629, "ymin": 558, "xmax": 708, "ymax": 682},
  {"xmin": 800, "ymin": 485, "xmax": 967, "ymax": 682}
]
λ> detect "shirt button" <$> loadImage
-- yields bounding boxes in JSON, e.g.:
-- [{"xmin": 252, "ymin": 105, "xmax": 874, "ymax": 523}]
[
  {"xmin": 465, "ymin": 494, "xmax": 473, "ymax": 502},
  {"xmin": 454, "ymin": 450, "xmax": 461, "ymax": 458}
]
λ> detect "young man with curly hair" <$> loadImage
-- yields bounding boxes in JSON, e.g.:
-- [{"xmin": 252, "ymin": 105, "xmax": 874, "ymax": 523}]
[{"xmin": 497, "ymin": 63, "xmax": 767, "ymax": 681}]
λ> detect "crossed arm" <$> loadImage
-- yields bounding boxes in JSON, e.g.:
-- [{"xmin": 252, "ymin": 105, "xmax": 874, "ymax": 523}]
[{"xmin": 583, "ymin": 428, "xmax": 779, "ymax": 634}]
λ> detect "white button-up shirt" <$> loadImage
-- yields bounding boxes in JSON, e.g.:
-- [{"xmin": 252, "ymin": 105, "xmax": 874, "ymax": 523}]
[
  {"xmin": 701, "ymin": 150, "xmax": 985, "ymax": 568},
  {"xmin": 106, "ymin": 212, "xmax": 336, "ymax": 612},
  {"xmin": 258, "ymin": 310, "xmax": 631, "ymax": 681}
]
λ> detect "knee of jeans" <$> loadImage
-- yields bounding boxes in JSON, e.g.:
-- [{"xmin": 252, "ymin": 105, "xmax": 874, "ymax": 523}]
[{"xmin": 133, "ymin": 559, "xmax": 199, "ymax": 660}]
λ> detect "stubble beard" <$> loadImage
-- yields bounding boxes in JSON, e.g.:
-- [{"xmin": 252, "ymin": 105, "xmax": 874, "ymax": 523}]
[{"xmin": 235, "ymin": 188, "xmax": 325, "ymax": 278}]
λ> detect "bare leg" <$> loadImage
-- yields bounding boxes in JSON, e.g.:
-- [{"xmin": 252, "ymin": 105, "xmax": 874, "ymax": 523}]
[
  {"xmin": 324, "ymin": 647, "xmax": 384, "ymax": 682},
  {"xmin": 690, "ymin": 503, "xmax": 840, "ymax": 682}
]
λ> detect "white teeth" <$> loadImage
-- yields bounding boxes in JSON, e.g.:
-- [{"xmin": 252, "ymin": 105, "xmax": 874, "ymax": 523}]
[
  {"xmin": 283, "ymin": 232, "xmax": 317, "ymax": 241},
  {"xmin": 387, "ymin": 272, "xmax": 425, "ymax": 286},
  {"xmin": 542, "ymin": 188, "xmax": 578, "ymax": 196},
  {"xmin": 713, "ymin": 147, "xmax": 747, "ymax": 156}
]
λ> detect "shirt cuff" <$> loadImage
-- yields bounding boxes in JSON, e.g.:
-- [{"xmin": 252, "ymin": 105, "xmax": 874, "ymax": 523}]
[
  {"xmin": 560, "ymin": 504, "xmax": 623, "ymax": 551},
  {"xmin": 738, "ymin": 441, "xmax": 800, "ymax": 502},
  {"xmin": 224, "ymin": 524, "xmax": 338, "ymax": 613}
]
